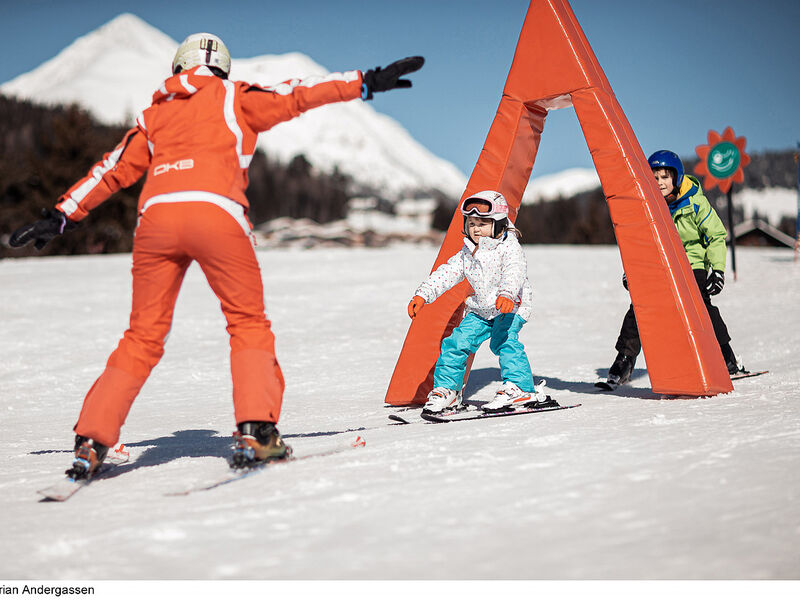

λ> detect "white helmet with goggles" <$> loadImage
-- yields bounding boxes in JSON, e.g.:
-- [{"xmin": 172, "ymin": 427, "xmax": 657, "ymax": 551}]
[
  {"xmin": 460, "ymin": 190, "xmax": 511, "ymax": 239},
  {"xmin": 172, "ymin": 33, "xmax": 231, "ymax": 78}
]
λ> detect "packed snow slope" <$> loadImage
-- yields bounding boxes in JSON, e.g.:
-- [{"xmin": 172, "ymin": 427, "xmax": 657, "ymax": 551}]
[{"xmin": 1, "ymin": 245, "xmax": 798, "ymax": 579}]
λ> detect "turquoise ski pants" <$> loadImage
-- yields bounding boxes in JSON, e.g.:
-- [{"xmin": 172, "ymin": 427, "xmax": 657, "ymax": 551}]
[{"xmin": 433, "ymin": 312, "xmax": 534, "ymax": 392}]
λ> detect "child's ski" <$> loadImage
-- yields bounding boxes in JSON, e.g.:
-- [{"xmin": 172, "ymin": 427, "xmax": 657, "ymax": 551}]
[
  {"xmin": 730, "ymin": 370, "xmax": 769, "ymax": 381},
  {"xmin": 596, "ymin": 370, "xmax": 768, "ymax": 390},
  {"xmin": 420, "ymin": 403, "xmax": 580, "ymax": 423},
  {"xmin": 386, "ymin": 405, "xmax": 426, "ymax": 424},
  {"xmin": 388, "ymin": 413, "xmax": 419, "ymax": 424},
  {"xmin": 388, "ymin": 405, "xmax": 478, "ymax": 424}
]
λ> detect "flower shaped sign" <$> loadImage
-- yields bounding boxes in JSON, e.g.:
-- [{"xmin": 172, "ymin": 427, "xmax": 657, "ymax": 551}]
[{"xmin": 694, "ymin": 127, "xmax": 750, "ymax": 193}]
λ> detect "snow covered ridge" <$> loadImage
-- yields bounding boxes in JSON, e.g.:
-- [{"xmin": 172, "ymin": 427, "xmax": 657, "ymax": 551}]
[
  {"xmin": 522, "ymin": 168, "xmax": 600, "ymax": 204},
  {"xmin": 0, "ymin": 13, "xmax": 467, "ymax": 201}
]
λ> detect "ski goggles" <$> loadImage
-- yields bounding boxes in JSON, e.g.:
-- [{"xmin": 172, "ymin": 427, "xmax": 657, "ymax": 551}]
[{"xmin": 460, "ymin": 196, "xmax": 509, "ymax": 217}]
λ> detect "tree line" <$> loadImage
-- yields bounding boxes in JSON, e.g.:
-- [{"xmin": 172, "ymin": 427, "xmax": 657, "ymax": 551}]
[{"xmin": 2, "ymin": 94, "xmax": 796, "ymax": 255}]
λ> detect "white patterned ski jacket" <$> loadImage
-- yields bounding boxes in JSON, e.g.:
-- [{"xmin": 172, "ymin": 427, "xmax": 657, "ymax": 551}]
[{"xmin": 414, "ymin": 232, "xmax": 533, "ymax": 322}]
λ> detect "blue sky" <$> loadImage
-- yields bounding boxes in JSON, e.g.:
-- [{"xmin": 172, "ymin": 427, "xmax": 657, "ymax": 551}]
[{"xmin": 3, "ymin": 0, "xmax": 799, "ymax": 177}]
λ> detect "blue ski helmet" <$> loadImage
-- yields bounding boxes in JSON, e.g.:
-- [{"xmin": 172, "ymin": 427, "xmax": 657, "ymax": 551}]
[{"xmin": 648, "ymin": 150, "xmax": 684, "ymax": 188}]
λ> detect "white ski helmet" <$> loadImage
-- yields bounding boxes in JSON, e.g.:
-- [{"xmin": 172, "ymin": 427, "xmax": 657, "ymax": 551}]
[
  {"xmin": 172, "ymin": 33, "xmax": 231, "ymax": 77},
  {"xmin": 460, "ymin": 190, "xmax": 511, "ymax": 238}
]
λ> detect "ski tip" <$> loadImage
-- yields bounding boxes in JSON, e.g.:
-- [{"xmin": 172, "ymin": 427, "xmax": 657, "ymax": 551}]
[
  {"xmin": 730, "ymin": 369, "xmax": 769, "ymax": 381},
  {"xmin": 388, "ymin": 414, "xmax": 412, "ymax": 424}
]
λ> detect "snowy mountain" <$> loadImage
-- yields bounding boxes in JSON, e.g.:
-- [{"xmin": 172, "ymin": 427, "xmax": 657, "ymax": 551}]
[
  {"xmin": 7, "ymin": 13, "xmax": 792, "ymax": 230},
  {"xmin": 0, "ymin": 13, "xmax": 467, "ymax": 201}
]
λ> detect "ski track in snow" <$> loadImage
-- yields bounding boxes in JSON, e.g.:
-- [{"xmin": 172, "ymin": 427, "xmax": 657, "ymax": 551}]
[{"xmin": 1, "ymin": 245, "xmax": 798, "ymax": 579}]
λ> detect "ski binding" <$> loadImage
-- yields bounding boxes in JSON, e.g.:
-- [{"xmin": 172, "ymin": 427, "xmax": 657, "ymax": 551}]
[{"xmin": 37, "ymin": 443, "xmax": 130, "ymax": 502}]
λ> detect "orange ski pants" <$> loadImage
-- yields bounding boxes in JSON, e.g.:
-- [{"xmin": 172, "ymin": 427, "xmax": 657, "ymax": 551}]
[{"xmin": 74, "ymin": 202, "xmax": 284, "ymax": 447}]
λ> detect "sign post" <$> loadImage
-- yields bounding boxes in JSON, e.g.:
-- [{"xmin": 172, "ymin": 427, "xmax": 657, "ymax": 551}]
[{"xmin": 694, "ymin": 127, "xmax": 750, "ymax": 281}]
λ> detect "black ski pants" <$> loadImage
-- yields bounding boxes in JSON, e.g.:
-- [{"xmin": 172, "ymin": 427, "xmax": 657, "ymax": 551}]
[{"xmin": 615, "ymin": 269, "xmax": 732, "ymax": 358}]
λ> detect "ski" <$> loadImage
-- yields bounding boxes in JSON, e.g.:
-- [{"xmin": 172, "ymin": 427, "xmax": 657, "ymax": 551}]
[
  {"xmin": 165, "ymin": 436, "xmax": 366, "ymax": 496},
  {"xmin": 731, "ymin": 369, "xmax": 769, "ymax": 381},
  {"xmin": 389, "ymin": 403, "xmax": 480, "ymax": 424},
  {"xmin": 595, "ymin": 370, "xmax": 768, "ymax": 390},
  {"xmin": 387, "ymin": 406, "xmax": 426, "ymax": 424},
  {"xmin": 420, "ymin": 402, "xmax": 580, "ymax": 423},
  {"xmin": 388, "ymin": 413, "xmax": 418, "ymax": 424},
  {"xmin": 37, "ymin": 444, "xmax": 131, "ymax": 502},
  {"xmin": 383, "ymin": 405, "xmax": 419, "ymax": 413}
]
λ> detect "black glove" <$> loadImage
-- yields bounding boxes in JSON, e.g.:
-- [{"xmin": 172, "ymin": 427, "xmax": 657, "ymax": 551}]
[
  {"xmin": 9, "ymin": 208, "xmax": 75, "ymax": 250},
  {"xmin": 706, "ymin": 269, "xmax": 725, "ymax": 296},
  {"xmin": 362, "ymin": 56, "xmax": 425, "ymax": 100},
  {"xmin": 622, "ymin": 273, "xmax": 628, "ymax": 290}
]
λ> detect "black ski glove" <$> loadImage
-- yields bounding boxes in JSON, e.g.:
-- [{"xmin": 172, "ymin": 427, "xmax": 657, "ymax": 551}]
[
  {"xmin": 706, "ymin": 269, "xmax": 725, "ymax": 296},
  {"xmin": 362, "ymin": 56, "xmax": 425, "ymax": 100},
  {"xmin": 9, "ymin": 208, "xmax": 75, "ymax": 250},
  {"xmin": 622, "ymin": 273, "xmax": 628, "ymax": 290}
]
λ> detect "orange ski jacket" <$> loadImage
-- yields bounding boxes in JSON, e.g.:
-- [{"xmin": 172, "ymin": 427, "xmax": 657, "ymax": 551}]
[{"xmin": 56, "ymin": 65, "xmax": 364, "ymax": 221}]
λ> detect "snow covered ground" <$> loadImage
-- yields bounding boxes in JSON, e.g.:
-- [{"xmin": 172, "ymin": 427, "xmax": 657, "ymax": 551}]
[{"xmin": 1, "ymin": 244, "xmax": 798, "ymax": 581}]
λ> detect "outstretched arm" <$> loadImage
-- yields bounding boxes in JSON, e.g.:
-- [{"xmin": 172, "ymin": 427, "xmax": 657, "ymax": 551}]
[
  {"xmin": 241, "ymin": 56, "xmax": 425, "ymax": 131},
  {"xmin": 56, "ymin": 127, "xmax": 150, "ymax": 222}
]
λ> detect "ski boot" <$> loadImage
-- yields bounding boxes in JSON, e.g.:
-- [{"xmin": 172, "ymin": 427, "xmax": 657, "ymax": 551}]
[
  {"xmin": 422, "ymin": 387, "xmax": 464, "ymax": 415},
  {"xmin": 231, "ymin": 421, "xmax": 291, "ymax": 469},
  {"xmin": 65, "ymin": 436, "xmax": 108, "ymax": 481},
  {"xmin": 607, "ymin": 352, "xmax": 636, "ymax": 386},
  {"xmin": 483, "ymin": 380, "xmax": 557, "ymax": 413},
  {"xmin": 721, "ymin": 343, "xmax": 744, "ymax": 375}
]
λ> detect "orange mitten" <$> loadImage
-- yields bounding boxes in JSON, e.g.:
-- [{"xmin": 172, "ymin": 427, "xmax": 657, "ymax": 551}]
[
  {"xmin": 495, "ymin": 295, "xmax": 515, "ymax": 313},
  {"xmin": 408, "ymin": 295, "xmax": 426, "ymax": 319}
]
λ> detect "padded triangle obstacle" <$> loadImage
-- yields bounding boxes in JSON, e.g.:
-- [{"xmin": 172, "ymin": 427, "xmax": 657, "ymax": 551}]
[{"xmin": 385, "ymin": 0, "xmax": 732, "ymax": 405}]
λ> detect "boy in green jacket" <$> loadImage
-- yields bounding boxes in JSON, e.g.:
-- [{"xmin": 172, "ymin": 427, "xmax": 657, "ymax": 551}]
[{"xmin": 601, "ymin": 150, "xmax": 742, "ymax": 387}]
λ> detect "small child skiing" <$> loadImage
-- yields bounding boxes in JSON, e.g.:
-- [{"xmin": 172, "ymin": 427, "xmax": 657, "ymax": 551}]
[
  {"xmin": 600, "ymin": 150, "xmax": 743, "ymax": 388},
  {"xmin": 407, "ymin": 190, "xmax": 552, "ymax": 414}
]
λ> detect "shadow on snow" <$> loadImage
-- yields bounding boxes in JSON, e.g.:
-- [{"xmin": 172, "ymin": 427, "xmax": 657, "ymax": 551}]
[{"xmin": 30, "ymin": 426, "xmax": 367, "ymax": 474}]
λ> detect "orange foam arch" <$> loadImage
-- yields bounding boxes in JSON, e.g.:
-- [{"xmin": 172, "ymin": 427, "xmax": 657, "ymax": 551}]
[{"xmin": 385, "ymin": 0, "xmax": 732, "ymax": 404}]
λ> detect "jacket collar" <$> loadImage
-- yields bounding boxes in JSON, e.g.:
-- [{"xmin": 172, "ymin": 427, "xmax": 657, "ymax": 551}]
[
  {"xmin": 667, "ymin": 177, "xmax": 699, "ymax": 215},
  {"xmin": 152, "ymin": 65, "xmax": 220, "ymax": 104},
  {"xmin": 463, "ymin": 235, "xmax": 503, "ymax": 253}
]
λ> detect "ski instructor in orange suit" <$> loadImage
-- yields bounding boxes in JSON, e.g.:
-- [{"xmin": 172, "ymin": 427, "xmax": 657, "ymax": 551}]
[{"xmin": 10, "ymin": 33, "xmax": 424, "ymax": 478}]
